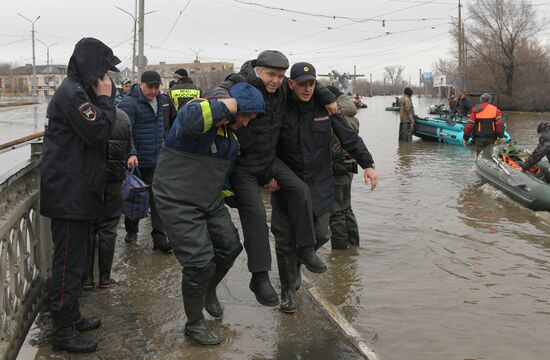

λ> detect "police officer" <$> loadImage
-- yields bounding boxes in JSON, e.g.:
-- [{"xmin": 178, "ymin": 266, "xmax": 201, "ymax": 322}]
[
  {"xmin": 273, "ymin": 62, "xmax": 378, "ymax": 313},
  {"xmin": 153, "ymin": 82, "xmax": 264, "ymax": 345},
  {"xmin": 40, "ymin": 37, "xmax": 120, "ymax": 353},
  {"xmin": 463, "ymin": 93, "xmax": 505, "ymax": 151},
  {"xmin": 169, "ymin": 68, "xmax": 201, "ymax": 111}
]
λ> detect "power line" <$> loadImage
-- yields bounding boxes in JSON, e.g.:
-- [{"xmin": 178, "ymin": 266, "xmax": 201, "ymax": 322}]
[{"xmin": 154, "ymin": 0, "xmax": 192, "ymax": 48}]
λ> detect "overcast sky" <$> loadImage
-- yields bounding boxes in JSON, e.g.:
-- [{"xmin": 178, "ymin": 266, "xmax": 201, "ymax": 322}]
[{"xmin": 2, "ymin": 0, "xmax": 550, "ymax": 84}]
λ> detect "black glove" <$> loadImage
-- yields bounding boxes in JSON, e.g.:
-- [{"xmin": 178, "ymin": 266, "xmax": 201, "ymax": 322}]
[{"xmin": 224, "ymin": 196, "xmax": 240, "ymax": 209}]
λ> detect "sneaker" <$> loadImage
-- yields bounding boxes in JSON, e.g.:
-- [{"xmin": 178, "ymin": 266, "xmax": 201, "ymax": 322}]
[{"xmin": 98, "ymin": 278, "xmax": 116, "ymax": 289}]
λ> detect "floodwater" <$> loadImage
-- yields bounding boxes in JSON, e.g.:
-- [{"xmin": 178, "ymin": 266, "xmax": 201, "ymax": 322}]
[{"xmin": 2, "ymin": 97, "xmax": 550, "ymax": 359}]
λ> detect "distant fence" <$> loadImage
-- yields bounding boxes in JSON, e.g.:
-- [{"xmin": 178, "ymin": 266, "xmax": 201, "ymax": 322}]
[{"xmin": 0, "ymin": 142, "xmax": 51, "ymax": 360}]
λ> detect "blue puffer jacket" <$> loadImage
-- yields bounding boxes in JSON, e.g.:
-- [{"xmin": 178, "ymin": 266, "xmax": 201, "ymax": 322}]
[{"xmin": 118, "ymin": 84, "xmax": 170, "ymax": 167}]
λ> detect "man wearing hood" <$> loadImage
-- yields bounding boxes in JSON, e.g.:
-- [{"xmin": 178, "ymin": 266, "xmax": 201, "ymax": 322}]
[
  {"xmin": 40, "ymin": 37, "xmax": 120, "ymax": 353},
  {"xmin": 521, "ymin": 122, "xmax": 550, "ymax": 172},
  {"xmin": 153, "ymin": 82, "xmax": 264, "ymax": 345},
  {"xmin": 399, "ymin": 87, "xmax": 415, "ymax": 141},
  {"xmin": 205, "ymin": 50, "xmax": 336, "ymax": 307}
]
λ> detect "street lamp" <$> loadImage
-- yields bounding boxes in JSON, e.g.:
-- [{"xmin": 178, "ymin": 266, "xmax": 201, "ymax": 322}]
[
  {"xmin": 115, "ymin": 5, "xmax": 157, "ymax": 83},
  {"xmin": 18, "ymin": 13, "xmax": 40, "ymax": 103},
  {"xmin": 37, "ymin": 39, "xmax": 58, "ymax": 66}
]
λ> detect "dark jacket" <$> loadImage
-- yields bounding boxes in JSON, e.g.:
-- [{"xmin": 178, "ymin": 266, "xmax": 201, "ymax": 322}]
[
  {"xmin": 331, "ymin": 93, "xmax": 360, "ymax": 185},
  {"xmin": 205, "ymin": 59, "xmax": 336, "ymax": 175},
  {"xmin": 169, "ymin": 78, "xmax": 201, "ymax": 111},
  {"xmin": 118, "ymin": 84, "xmax": 174, "ymax": 167},
  {"xmin": 522, "ymin": 131, "xmax": 550, "ymax": 170},
  {"xmin": 40, "ymin": 39, "xmax": 117, "ymax": 220},
  {"xmin": 164, "ymin": 99, "xmax": 238, "ymax": 191},
  {"xmin": 278, "ymin": 92, "xmax": 374, "ymax": 217},
  {"xmin": 107, "ymin": 109, "xmax": 132, "ymax": 181}
]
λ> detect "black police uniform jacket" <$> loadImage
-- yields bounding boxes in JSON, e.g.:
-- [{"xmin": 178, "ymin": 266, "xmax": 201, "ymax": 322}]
[
  {"xmin": 40, "ymin": 41, "xmax": 117, "ymax": 220},
  {"xmin": 278, "ymin": 93, "xmax": 374, "ymax": 218},
  {"xmin": 205, "ymin": 60, "xmax": 336, "ymax": 175}
]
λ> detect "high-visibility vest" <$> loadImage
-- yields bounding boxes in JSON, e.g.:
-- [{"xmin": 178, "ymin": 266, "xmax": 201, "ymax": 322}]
[
  {"xmin": 472, "ymin": 103, "xmax": 499, "ymax": 137},
  {"xmin": 170, "ymin": 87, "xmax": 201, "ymax": 110}
]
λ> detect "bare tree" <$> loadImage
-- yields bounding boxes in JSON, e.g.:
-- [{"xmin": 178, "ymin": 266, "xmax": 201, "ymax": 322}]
[
  {"xmin": 384, "ymin": 65, "xmax": 404, "ymax": 94},
  {"xmin": 466, "ymin": 0, "xmax": 543, "ymax": 97}
]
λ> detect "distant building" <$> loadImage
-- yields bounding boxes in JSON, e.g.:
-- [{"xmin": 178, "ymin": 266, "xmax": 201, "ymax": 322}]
[
  {"xmin": 0, "ymin": 64, "xmax": 67, "ymax": 97},
  {"xmin": 145, "ymin": 60, "xmax": 234, "ymax": 90}
]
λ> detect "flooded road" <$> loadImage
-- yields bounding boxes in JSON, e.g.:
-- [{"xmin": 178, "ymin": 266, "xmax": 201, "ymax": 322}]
[{"xmin": 3, "ymin": 97, "xmax": 550, "ymax": 359}]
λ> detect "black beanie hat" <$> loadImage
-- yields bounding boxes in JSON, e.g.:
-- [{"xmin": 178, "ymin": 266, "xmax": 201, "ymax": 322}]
[
  {"xmin": 326, "ymin": 85, "xmax": 342, "ymax": 97},
  {"xmin": 536, "ymin": 122, "xmax": 550, "ymax": 134},
  {"xmin": 404, "ymin": 87, "xmax": 413, "ymax": 96}
]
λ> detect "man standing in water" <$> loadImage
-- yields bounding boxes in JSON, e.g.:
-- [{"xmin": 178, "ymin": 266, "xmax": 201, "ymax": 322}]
[
  {"xmin": 40, "ymin": 37, "xmax": 120, "ymax": 353},
  {"xmin": 399, "ymin": 87, "xmax": 415, "ymax": 141},
  {"xmin": 273, "ymin": 62, "xmax": 378, "ymax": 313},
  {"xmin": 463, "ymin": 93, "xmax": 504, "ymax": 151},
  {"xmin": 153, "ymin": 82, "xmax": 264, "ymax": 345}
]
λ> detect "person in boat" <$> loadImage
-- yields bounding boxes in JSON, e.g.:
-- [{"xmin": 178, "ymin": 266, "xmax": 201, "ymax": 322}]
[
  {"xmin": 399, "ymin": 87, "xmax": 415, "ymax": 141},
  {"xmin": 273, "ymin": 62, "xmax": 377, "ymax": 313},
  {"xmin": 392, "ymin": 96, "xmax": 400, "ymax": 107},
  {"xmin": 204, "ymin": 50, "xmax": 335, "ymax": 308},
  {"xmin": 152, "ymin": 82, "xmax": 264, "ymax": 345},
  {"xmin": 463, "ymin": 93, "xmax": 504, "ymax": 151},
  {"xmin": 520, "ymin": 122, "xmax": 550, "ymax": 172},
  {"xmin": 40, "ymin": 37, "xmax": 120, "ymax": 353},
  {"xmin": 454, "ymin": 93, "xmax": 473, "ymax": 117},
  {"xmin": 326, "ymin": 85, "xmax": 361, "ymax": 249}
]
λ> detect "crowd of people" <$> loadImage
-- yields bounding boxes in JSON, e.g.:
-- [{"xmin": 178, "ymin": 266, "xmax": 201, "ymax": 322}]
[
  {"xmin": 39, "ymin": 36, "xmax": 550, "ymax": 355},
  {"xmin": 39, "ymin": 38, "xmax": 377, "ymax": 353}
]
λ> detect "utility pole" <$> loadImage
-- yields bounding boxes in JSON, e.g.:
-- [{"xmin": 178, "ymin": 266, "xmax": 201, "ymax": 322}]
[
  {"xmin": 37, "ymin": 39, "xmax": 58, "ymax": 66},
  {"xmin": 458, "ymin": 0, "xmax": 463, "ymax": 93},
  {"xmin": 137, "ymin": 0, "xmax": 145, "ymax": 79},
  {"xmin": 369, "ymin": 73, "xmax": 372, "ymax": 97},
  {"xmin": 18, "ymin": 13, "xmax": 40, "ymax": 103}
]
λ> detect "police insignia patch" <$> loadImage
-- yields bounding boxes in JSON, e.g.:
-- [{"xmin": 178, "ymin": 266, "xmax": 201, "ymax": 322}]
[{"xmin": 79, "ymin": 102, "xmax": 97, "ymax": 121}]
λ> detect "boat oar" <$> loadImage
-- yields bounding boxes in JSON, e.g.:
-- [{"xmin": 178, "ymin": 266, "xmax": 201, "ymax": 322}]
[{"xmin": 491, "ymin": 155, "xmax": 526, "ymax": 187}]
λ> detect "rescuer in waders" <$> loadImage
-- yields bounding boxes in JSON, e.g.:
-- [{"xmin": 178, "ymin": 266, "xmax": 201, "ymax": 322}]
[
  {"xmin": 153, "ymin": 82, "xmax": 264, "ymax": 345},
  {"xmin": 463, "ymin": 93, "xmax": 505, "ymax": 152},
  {"xmin": 40, "ymin": 37, "xmax": 120, "ymax": 353}
]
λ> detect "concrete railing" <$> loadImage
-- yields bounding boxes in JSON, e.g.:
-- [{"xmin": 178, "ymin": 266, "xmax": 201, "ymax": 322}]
[{"xmin": 0, "ymin": 144, "xmax": 51, "ymax": 360}]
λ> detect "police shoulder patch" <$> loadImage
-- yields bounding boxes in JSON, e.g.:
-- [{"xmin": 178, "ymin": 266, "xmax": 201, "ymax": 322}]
[{"xmin": 78, "ymin": 102, "xmax": 97, "ymax": 121}]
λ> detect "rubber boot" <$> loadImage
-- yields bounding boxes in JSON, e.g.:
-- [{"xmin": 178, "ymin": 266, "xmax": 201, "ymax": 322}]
[
  {"xmin": 277, "ymin": 255, "xmax": 297, "ymax": 314},
  {"xmin": 71, "ymin": 301, "xmax": 101, "ymax": 332},
  {"xmin": 296, "ymin": 263, "xmax": 302, "ymax": 291},
  {"xmin": 183, "ymin": 296, "xmax": 221, "ymax": 345},
  {"xmin": 98, "ymin": 241, "xmax": 116, "ymax": 289},
  {"xmin": 297, "ymin": 246, "xmax": 327, "ymax": 273},
  {"xmin": 51, "ymin": 308, "xmax": 98, "ymax": 353},
  {"xmin": 205, "ymin": 263, "xmax": 232, "ymax": 319},
  {"xmin": 249, "ymin": 271, "xmax": 279, "ymax": 307}
]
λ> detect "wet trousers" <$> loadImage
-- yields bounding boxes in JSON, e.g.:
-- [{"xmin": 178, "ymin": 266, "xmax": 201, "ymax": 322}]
[
  {"xmin": 86, "ymin": 180, "xmax": 122, "ymax": 284},
  {"xmin": 399, "ymin": 122, "xmax": 414, "ymax": 142},
  {"xmin": 230, "ymin": 157, "xmax": 316, "ymax": 273},
  {"xmin": 124, "ymin": 166, "xmax": 166, "ymax": 242},
  {"xmin": 50, "ymin": 219, "xmax": 91, "ymax": 312},
  {"xmin": 272, "ymin": 191, "xmax": 330, "ymax": 292},
  {"xmin": 329, "ymin": 183, "xmax": 360, "ymax": 249}
]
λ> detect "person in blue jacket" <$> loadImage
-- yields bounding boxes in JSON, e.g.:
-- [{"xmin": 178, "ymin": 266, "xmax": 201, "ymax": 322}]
[{"xmin": 153, "ymin": 82, "xmax": 264, "ymax": 345}]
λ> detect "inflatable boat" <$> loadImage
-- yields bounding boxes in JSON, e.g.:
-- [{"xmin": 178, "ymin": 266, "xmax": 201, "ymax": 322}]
[
  {"xmin": 475, "ymin": 144, "xmax": 550, "ymax": 211},
  {"xmin": 413, "ymin": 115, "xmax": 511, "ymax": 145}
]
